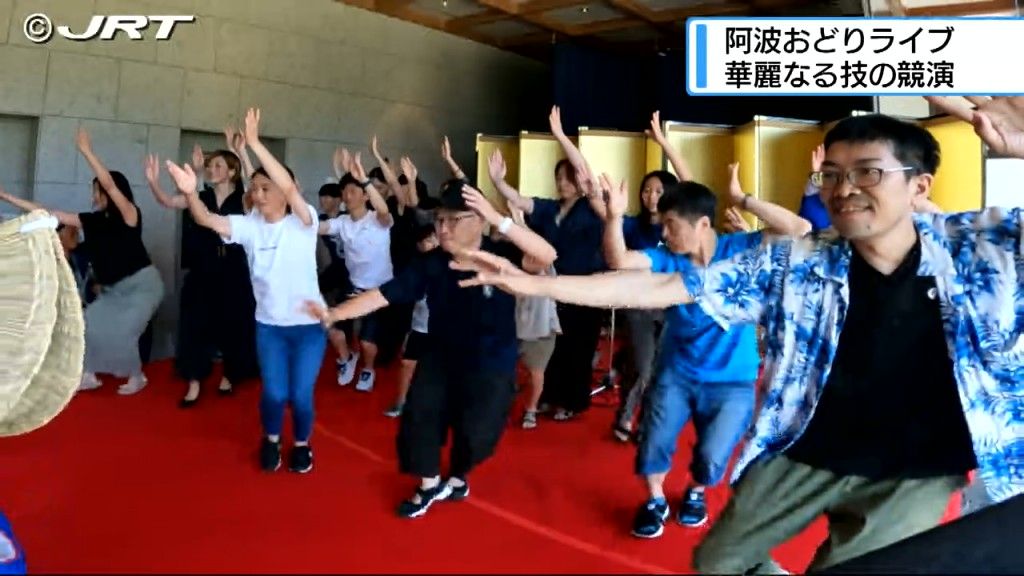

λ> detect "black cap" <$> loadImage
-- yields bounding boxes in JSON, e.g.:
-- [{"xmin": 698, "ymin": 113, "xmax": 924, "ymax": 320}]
[
  {"xmin": 439, "ymin": 179, "xmax": 470, "ymax": 212},
  {"xmin": 318, "ymin": 183, "xmax": 341, "ymax": 198}
]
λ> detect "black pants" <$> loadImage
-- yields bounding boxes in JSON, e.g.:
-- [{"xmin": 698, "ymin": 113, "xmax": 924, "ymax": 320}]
[
  {"xmin": 175, "ymin": 266, "xmax": 259, "ymax": 384},
  {"xmin": 397, "ymin": 355, "xmax": 516, "ymax": 479},
  {"xmin": 540, "ymin": 304, "xmax": 604, "ymax": 413}
]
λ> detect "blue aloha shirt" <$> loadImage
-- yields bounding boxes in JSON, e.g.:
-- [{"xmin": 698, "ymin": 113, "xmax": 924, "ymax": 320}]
[{"xmin": 691, "ymin": 208, "xmax": 1024, "ymax": 504}]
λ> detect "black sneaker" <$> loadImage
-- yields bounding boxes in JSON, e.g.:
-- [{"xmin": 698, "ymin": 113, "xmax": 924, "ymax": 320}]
[
  {"xmin": 631, "ymin": 498, "xmax": 670, "ymax": 538},
  {"xmin": 445, "ymin": 479, "xmax": 470, "ymax": 501},
  {"xmin": 397, "ymin": 483, "xmax": 452, "ymax": 519},
  {"xmin": 677, "ymin": 489, "xmax": 708, "ymax": 527},
  {"xmin": 260, "ymin": 438, "xmax": 281, "ymax": 472},
  {"xmin": 289, "ymin": 445, "xmax": 313, "ymax": 473}
]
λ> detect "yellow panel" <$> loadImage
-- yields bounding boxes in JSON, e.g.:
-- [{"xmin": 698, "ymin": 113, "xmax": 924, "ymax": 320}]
[
  {"xmin": 732, "ymin": 121, "xmax": 759, "ymax": 229},
  {"xmin": 578, "ymin": 129, "xmax": 648, "ymax": 217},
  {"xmin": 921, "ymin": 116, "xmax": 983, "ymax": 212},
  {"xmin": 645, "ymin": 135, "xmax": 664, "ymax": 175},
  {"xmin": 663, "ymin": 122, "xmax": 736, "ymax": 230},
  {"xmin": 475, "ymin": 134, "xmax": 519, "ymax": 215},
  {"xmin": 756, "ymin": 118, "xmax": 822, "ymax": 219},
  {"xmin": 517, "ymin": 132, "xmax": 567, "ymax": 201}
]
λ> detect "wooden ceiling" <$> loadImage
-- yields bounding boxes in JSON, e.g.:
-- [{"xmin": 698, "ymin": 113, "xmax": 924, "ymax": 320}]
[{"xmin": 334, "ymin": 0, "xmax": 1021, "ymax": 59}]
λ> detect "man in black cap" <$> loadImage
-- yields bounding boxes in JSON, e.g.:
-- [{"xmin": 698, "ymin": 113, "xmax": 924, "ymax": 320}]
[{"xmin": 305, "ymin": 180, "xmax": 558, "ymax": 519}]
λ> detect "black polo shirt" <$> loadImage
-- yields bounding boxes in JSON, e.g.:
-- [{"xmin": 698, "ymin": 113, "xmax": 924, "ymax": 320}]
[
  {"xmin": 378, "ymin": 238, "xmax": 522, "ymax": 374},
  {"xmin": 784, "ymin": 236, "xmax": 977, "ymax": 479}
]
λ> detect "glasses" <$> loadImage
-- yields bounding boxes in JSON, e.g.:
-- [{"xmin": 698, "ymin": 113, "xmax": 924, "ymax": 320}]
[
  {"xmin": 433, "ymin": 213, "xmax": 476, "ymax": 229},
  {"xmin": 810, "ymin": 166, "xmax": 918, "ymax": 189}
]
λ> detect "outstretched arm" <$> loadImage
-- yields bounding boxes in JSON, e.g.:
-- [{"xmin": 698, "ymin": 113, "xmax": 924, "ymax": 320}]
[
  {"xmin": 76, "ymin": 127, "xmax": 139, "ymax": 227},
  {"xmin": 453, "ymin": 250, "xmax": 692, "ymax": 309},
  {"xmin": 0, "ymin": 187, "xmax": 81, "ymax": 228},
  {"xmin": 306, "ymin": 289, "xmax": 389, "ymax": 326}
]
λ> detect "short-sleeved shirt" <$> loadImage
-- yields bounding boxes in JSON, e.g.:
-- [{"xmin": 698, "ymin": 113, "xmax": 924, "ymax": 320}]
[
  {"xmin": 378, "ymin": 238, "xmax": 522, "ymax": 374},
  {"xmin": 622, "ymin": 216, "xmax": 662, "ymax": 251},
  {"xmin": 78, "ymin": 207, "xmax": 151, "ymax": 286},
  {"xmin": 225, "ymin": 204, "xmax": 324, "ymax": 326},
  {"xmin": 324, "ymin": 211, "xmax": 393, "ymax": 290},
  {"xmin": 528, "ymin": 197, "xmax": 605, "ymax": 276},
  {"xmin": 643, "ymin": 233, "xmax": 762, "ymax": 383}
]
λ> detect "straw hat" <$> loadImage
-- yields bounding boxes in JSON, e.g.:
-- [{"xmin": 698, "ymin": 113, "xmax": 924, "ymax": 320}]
[{"xmin": 0, "ymin": 210, "xmax": 84, "ymax": 437}]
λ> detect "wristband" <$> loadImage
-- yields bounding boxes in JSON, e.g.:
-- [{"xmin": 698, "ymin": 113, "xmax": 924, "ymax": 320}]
[
  {"xmin": 741, "ymin": 194, "xmax": 750, "ymax": 209},
  {"xmin": 497, "ymin": 217, "xmax": 513, "ymax": 235},
  {"xmin": 358, "ymin": 180, "xmax": 371, "ymax": 188}
]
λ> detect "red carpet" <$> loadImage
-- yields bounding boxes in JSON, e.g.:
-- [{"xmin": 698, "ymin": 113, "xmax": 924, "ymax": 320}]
[{"xmin": 0, "ymin": 356, "xmax": 960, "ymax": 573}]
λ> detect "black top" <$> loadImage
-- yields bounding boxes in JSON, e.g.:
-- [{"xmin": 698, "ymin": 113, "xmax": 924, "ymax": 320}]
[
  {"xmin": 78, "ymin": 207, "xmax": 151, "ymax": 286},
  {"xmin": 386, "ymin": 196, "xmax": 420, "ymax": 274},
  {"xmin": 181, "ymin": 186, "xmax": 248, "ymax": 273},
  {"xmin": 528, "ymin": 197, "xmax": 605, "ymax": 276},
  {"xmin": 378, "ymin": 238, "xmax": 522, "ymax": 374},
  {"xmin": 784, "ymin": 236, "xmax": 978, "ymax": 479}
]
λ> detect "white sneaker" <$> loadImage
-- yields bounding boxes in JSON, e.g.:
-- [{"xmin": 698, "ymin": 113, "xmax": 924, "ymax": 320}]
[
  {"xmin": 117, "ymin": 374, "xmax": 148, "ymax": 395},
  {"xmin": 337, "ymin": 352, "xmax": 359, "ymax": 386},
  {"xmin": 78, "ymin": 372, "xmax": 102, "ymax": 392},
  {"xmin": 355, "ymin": 369, "xmax": 375, "ymax": 392}
]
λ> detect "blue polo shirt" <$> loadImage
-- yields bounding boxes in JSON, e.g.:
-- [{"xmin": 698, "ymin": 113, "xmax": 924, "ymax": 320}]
[
  {"xmin": 644, "ymin": 232, "xmax": 762, "ymax": 383},
  {"xmin": 622, "ymin": 216, "xmax": 662, "ymax": 250},
  {"xmin": 799, "ymin": 186, "xmax": 831, "ymax": 231},
  {"xmin": 0, "ymin": 511, "xmax": 25, "ymax": 575},
  {"xmin": 528, "ymin": 198, "xmax": 605, "ymax": 275}
]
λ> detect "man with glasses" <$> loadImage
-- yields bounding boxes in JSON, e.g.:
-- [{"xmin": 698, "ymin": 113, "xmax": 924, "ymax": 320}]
[
  {"xmin": 452, "ymin": 101, "xmax": 1024, "ymax": 572},
  {"xmin": 305, "ymin": 179, "xmax": 558, "ymax": 519}
]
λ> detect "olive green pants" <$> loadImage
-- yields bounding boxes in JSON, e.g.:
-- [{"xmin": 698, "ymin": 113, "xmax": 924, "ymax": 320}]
[{"xmin": 693, "ymin": 455, "xmax": 967, "ymax": 574}]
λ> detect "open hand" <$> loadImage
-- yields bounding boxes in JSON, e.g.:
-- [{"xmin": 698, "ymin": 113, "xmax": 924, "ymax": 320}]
[
  {"xmin": 811, "ymin": 144, "xmax": 825, "ymax": 173},
  {"xmin": 449, "ymin": 249, "xmax": 532, "ymax": 295},
  {"xmin": 144, "ymin": 154, "xmax": 160, "ymax": 183},
  {"xmin": 243, "ymin": 107, "xmax": 261, "ymax": 147},
  {"xmin": 727, "ymin": 162, "xmax": 746, "ymax": 205},
  {"xmin": 488, "ymin": 149, "xmax": 507, "ymax": 182},
  {"xmin": 462, "ymin": 185, "xmax": 499, "ymax": 224},
  {"xmin": 599, "ymin": 172, "xmax": 628, "ymax": 220},
  {"xmin": 925, "ymin": 96, "xmax": 1024, "ymax": 159},
  {"xmin": 165, "ymin": 161, "xmax": 198, "ymax": 195}
]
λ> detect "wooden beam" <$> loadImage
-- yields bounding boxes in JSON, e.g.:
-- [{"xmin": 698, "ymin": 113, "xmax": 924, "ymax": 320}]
[
  {"xmin": 567, "ymin": 16, "xmax": 646, "ymax": 35},
  {"xmin": 905, "ymin": 0, "xmax": 1019, "ymax": 15},
  {"xmin": 445, "ymin": 9, "xmax": 509, "ymax": 32}
]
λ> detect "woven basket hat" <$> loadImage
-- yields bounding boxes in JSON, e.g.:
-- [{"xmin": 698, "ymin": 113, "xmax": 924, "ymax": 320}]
[{"xmin": 0, "ymin": 210, "xmax": 84, "ymax": 436}]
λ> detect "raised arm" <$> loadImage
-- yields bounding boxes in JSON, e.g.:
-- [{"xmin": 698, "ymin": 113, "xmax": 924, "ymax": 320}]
[
  {"xmin": 166, "ymin": 161, "xmax": 232, "ymax": 238},
  {"xmin": 242, "ymin": 107, "xmax": 312, "ymax": 227},
  {"xmin": 648, "ymin": 111, "xmax": 693, "ymax": 182},
  {"xmin": 399, "ymin": 156, "xmax": 420, "ymax": 208},
  {"xmin": 462, "ymin": 184, "xmax": 557, "ymax": 267},
  {"xmin": 487, "ymin": 149, "xmax": 534, "ymax": 214},
  {"xmin": 145, "ymin": 154, "xmax": 187, "ymax": 210},
  {"xmin": 348, "ymin": 151, "xmax": 393, "ymax": 228},
  {"xmin": 728, "ymin": 162, "xmax": 812, "ymax": 237},
  {"xmin": 442, "ymin": 136, "xmax": 468, "ymax": 181},
  {"xmin": 76, "ymin": 128, "xmax": 138, "ymax": 227},
  {"xmin": 370, "ymin": 136, "xmax": 403, "ymax": 198},
  {"xmin": 600, "ymin": 173, "xmax": 653, "ymax": 270},
  {"xmin": 226, "ymin": 125, "xmax": 255, "ymax": 179},
  {"xmin": 452, "ymin": 250, "xmax": 691, "ymax": 309},
  {"xmin": 0, "ymin": 186, "xmax": 81, "ymax": 228},
  {"xmin": 549, "ymin": 106, "xmax": 599, "ymax": 193}
]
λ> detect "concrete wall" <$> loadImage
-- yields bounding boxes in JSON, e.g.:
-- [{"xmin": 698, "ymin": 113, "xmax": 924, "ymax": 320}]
[{"xmin": 0, "ymin": 0, "xmax": 548, "ymax": 360}]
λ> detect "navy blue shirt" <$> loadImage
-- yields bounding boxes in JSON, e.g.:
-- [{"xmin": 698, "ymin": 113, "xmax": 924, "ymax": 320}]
[
  {"xmin": 528, "ymin": 197, "xmax": 605, "ymax": 275},
  {"xmin": 378, "ymin": 238, "xmax": 522, "ymax": 374},
  {"xmin": 622, "ymin": 215, "xmax": 662, "ymax": 250}
]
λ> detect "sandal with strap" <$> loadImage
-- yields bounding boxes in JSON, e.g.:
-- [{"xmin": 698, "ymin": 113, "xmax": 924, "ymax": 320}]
[{"xmin": 522, "ymin": 410, "xmax": 537, "ymax": 429}]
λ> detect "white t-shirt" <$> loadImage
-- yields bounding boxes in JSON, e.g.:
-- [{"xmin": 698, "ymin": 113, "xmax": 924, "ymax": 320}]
[
  {"xmin": 325, "ymin": 212, "xmax": 393, "ymax": 290},
  {"xmin": 225, "ymin": 204, "xmax": 325, "ymax": 327}
]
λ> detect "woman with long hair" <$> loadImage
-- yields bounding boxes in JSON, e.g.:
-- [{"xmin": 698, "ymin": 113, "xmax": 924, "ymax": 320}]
[
  {"xmin": 0, "ymin": 128, "xmax": 165, "ymax": 395},
  {"xmin": 146, "ymin": 134, "xmax": 258, "ymax": 407}
]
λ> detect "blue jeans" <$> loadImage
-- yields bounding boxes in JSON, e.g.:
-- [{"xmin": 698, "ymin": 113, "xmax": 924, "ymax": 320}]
[
  {"xmin": 256, "ymin": 322, "xmax": 327, "ymax": 442},
  {"xmin": 635, "ymin": 362, "xmax": 756, "ymax": 486}
]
